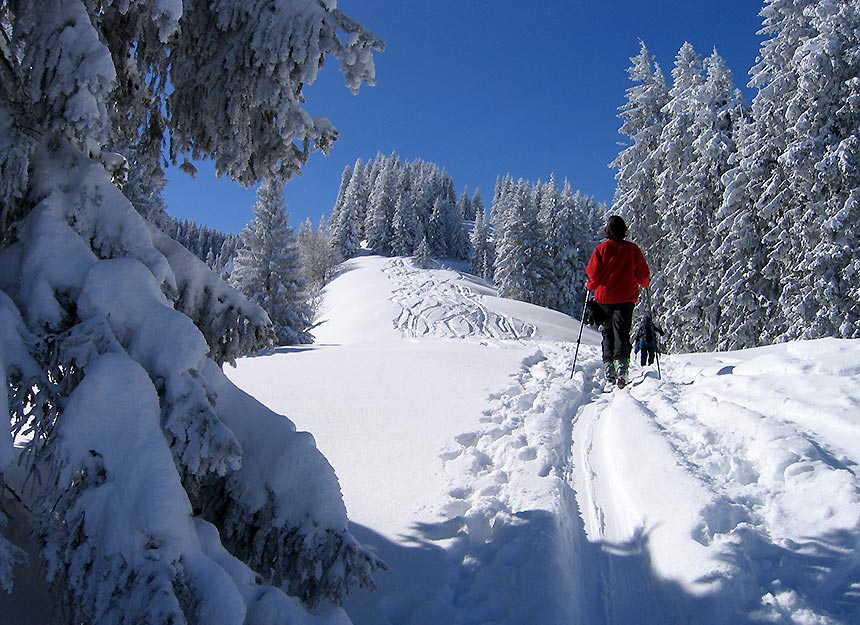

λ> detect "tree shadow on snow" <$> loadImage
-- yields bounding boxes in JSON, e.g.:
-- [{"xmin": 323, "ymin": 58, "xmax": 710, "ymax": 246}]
[
  {"xmin": 345, "ymin": 510, "xmax": 742, "ymax": 625},
  {"xmin": 263, "ymin": 345, "xmax": 318, "ymax": 356},
  {"xmin": 344, "ymin": 522, "xmax": 464, "ymax": 625},
  {"xmin": 712, "ymin": 524, "xmax": 860, "ymax": 624},
  {"xmin": 344, "ymin": 488, "xmax": 860, "ymax": 625}
]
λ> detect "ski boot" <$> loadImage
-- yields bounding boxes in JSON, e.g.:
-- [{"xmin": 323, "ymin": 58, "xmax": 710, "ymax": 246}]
[
  {"xmin": 615, "ymin": 358, "xmax": 630, "ymax": 388},
  {"xmin": 603, "ymin": 361, "xmax": 617, "ymax": 390}
]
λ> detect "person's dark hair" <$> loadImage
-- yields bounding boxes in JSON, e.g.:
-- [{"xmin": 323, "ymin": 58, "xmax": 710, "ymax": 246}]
[{"xmin": 605, "ymin": 215, "xmax": 628, "ymax": 240}]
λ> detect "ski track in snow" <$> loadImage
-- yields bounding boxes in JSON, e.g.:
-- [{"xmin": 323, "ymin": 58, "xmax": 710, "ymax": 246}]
[
  {"xmin": 436, "ymin": 344, "xmax": 860, "ymax": 624},
  {"xmin": 377, "ymin": 258, "xmax": 860, "ymax": 624},
  {"xmin": 383, "ymin": 258, "xmax": 536, "ymax": 340},
  {"xmin": 575, "ymin": 353, "xmax": 860, "ymax": 624}
]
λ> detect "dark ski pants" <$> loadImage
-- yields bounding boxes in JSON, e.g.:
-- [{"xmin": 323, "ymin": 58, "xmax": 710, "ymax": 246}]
[{"xmin": 599, "ymin": 302, "xmax": 635, "ymax": 363}]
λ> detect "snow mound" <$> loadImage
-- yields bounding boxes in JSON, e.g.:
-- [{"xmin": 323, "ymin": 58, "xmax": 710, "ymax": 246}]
[{"xmin": 313, "ymin": 255, "xmax": 582, "ymax": 345}]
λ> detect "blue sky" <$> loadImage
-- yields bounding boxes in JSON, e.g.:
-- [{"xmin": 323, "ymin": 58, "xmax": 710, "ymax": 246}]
[{"xmin": 162, "ymin": 0, "xmax": 765, "ymax": 234}]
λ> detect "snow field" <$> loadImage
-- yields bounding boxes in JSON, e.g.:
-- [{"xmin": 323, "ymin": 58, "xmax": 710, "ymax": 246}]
[{"xmin": 229, "ymin": 256, "xmax": 860, "ymax": 625}]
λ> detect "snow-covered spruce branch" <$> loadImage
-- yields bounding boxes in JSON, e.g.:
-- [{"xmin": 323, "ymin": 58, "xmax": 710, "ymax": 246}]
[
  {"xmin": 148, "ymin": 226, "xmax": 274, "ymax": 366},
  {"xmin": 0, "ymin": 292, "xmax": 34, "ymax": 593},
  {"xmin": 1, "ymin": 0, "xmax": 384, "ymax": 616},
  {"xmin": 167, "ymin": 0, "xmax": 383, "ymax": 184},
  {"xmin": 196, "ymin": 359, "xmax": 388, "ymax": 608},
  {"xmin": 0, "ymin": 146, "xmax": 382, "ymax": 619},
  {"xmin": 201, "ymin": 478, "xmax": 386, "ymax": 608}
]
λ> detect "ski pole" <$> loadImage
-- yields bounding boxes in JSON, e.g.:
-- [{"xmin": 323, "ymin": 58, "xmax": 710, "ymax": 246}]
[
  {"xmin": 645, "ymin": 286, "xmax": 661, "ymax": 380},
  {"xmin": 570, "ymin": 285, "xmax": 590, "ymax": 379}
]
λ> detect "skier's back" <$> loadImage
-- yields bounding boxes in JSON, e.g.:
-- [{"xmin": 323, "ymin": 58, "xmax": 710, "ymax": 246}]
[{"xmin": 586, "ymin": 215, "xmax": 650, "ymax": 387}]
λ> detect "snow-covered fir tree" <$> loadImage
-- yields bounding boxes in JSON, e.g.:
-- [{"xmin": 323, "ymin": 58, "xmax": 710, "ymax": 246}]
[
  {"xmin": 0, "ymin": 2, "xmax": 383, "ymax": 623},
  {"xmin": 707, "ymin": 0, "xmax": 860, "ymax": 348},
  {"xmin": 493, "ymin": 178, "xmax": 553, "ymax": 305},
  {"xmin": 413, "ymin": 236, "xmax": 434, "ymax": 269},
  {"xmin": 231, "ymin": 180, "xmax": 314, "ymax": 346},
  {"xmin": 427, "ymin": 196, "xmax": 450, "ymax": 257},
  {"xmin": 215, "ymin": 233, "xmax": 241, "ymax": 277},
  {"xmin": 671, "ymin": 50, "xmax": 746, "ymax": 351},
  {"xmin": 298, "ymin": 217, "xmax": 340, "ymax": 314},
  {"xmin": 330, "ymin": 153, "xmax": 465, "ymax": 261},
  {"xmin": 762, "ymin": 0, "xmax": 860, "ymax": 340},
  {"xmin": 469, "ymin": 208, "xmax": 494, "ymax": 282},
  {"xmin": 446, "ymin": 188, "xmax": 471, "ymax": 260},
  {"xmin": 728, "ymin": 0, "xmax": 820, "ymax": 345},
  {"xmin": 365, "ymin": 154, "xmax": 399, "ymax": 255},
  {"xmin": 471, "ymin": 189, "xmax": 485, "ymax": 223},
  {"xmin": 391, "ymin": 170, "xmax": 422, "ymax": 256},
  {"xmin": 488, "ymin": 175, "xmax": 600, "ymax": 313},
  {"xmin": 610, "ymin": 41, "xmax": 670, "ymax": 305},
  {"xmin": 331, "ymin": 158, "xmax": 366, "ymax": 259},
  {"xmin": 536, "ymin": 176, "xmax": 563, "ymax": 311},
  {"xmin": 163, "ymin": 217, "xmax": 237, "ymax": 273},
  {"xmin": 458, "ymin": 188, "xmax": 475, "ymax": 221},
  {"xmin": 551, "ymin": 184, "xmax": 602, "ymax": 317},
  {"xmin": 655, "ymin": 43, "xmax": 709, "ymax": 351},
  {"xmin": 327, "ymin": 164, "xmax": 353, "ymax": 244}
]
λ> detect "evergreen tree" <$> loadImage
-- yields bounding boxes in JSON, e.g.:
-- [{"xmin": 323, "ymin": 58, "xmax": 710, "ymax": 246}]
[
  {"xmin": 230, "ymin": 179, "xmax": 314, "ymax": 346},
  {"xmin": 654, "ymin": 43, "xmax": 707, "ymax": 350},
  {"xmin": 458, "ymin": 188, "xmax": 475, "ymax": 221},
  {"xmin": 427, "ymin": 196, "xmax": 449, "ymax": 257},
  {"xmin": 493, "ymin": 179, "xmax": 552, "ymax": 304},
  {"xmin": 413, "ymin": 236, "xmax": 434, "ymax": 269},
  {"xmin": 298, "ymin": 217, "xmax": 340, "ymax": 302},
  {"xmin": 676, "ymin": 50, "xmax": 746, "ymax": 351},
  {"xmin": 0, "ymin": 2, "xmax": 383, "ymax": 622},
  {"xmin": 392, "ymin": 182, "xmax": 422, "ymax": 256},
  {"xmin": 536, "ymin": 176, "xmax": 562, "ymax": 310},
  {"xmin": 610, "ymin": 41, "xmax": 670, "ymax": 306},
  {"xmin": 215, "ymin": 233, "xmax": 240, "ymax": 276},
  {"xmin": 331, "ymin": 158, "xmax": 365, "ymax": 259},
  {"xmin": 446, "ymin": 194, "xmax": 470, "ymax": 260},
  {"xmin": 470, "ymin": 208, "xmax": 493, "ymax": 281},
  {"xmin": 364, "ymin": 155, "xmax": 398, "ymax": 255},
  {"xmin": 559, "ymin": 185, "xmax": 600, "ymax": 316},
  {"xmin": 471, "ymin": 189, "xmax": 486, "ymax": 223},
  {"xmin": 329, "ymin": 153, "xmax": 461, "ymax": 260},
  {"xmin": 328, "ymin": 163, "xmax": 353, "ymax": 239},
  {"xmin": 743, "ymin": 0, "xmax": 820, "ymax": 344},
  {"xmin": 772, "ymin": 0, "xmax": 860, "ymax": 340}
]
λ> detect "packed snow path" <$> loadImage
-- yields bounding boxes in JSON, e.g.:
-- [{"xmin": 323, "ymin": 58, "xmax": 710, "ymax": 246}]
[
  {"xmin": 569, "ymin": 345, "xmax": 860, "ymax": 624},
  {"xmin": 228, "ymin": 257, "xmax": 860, "ymax": 625}
]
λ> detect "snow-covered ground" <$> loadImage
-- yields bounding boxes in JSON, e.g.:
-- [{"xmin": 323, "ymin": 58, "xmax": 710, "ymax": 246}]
[
  {"xmin": 226, "ymin": 255, "xmax": 860, "ymax": 625},
  {"xmin": 5, "ymin": 254, "xmax": 859, "ymax": 624}
]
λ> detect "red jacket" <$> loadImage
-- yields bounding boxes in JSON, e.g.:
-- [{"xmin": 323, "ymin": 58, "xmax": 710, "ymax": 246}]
[{"xmin": 585, "ymin": 239, "xmax": 650, "ymax": 305}]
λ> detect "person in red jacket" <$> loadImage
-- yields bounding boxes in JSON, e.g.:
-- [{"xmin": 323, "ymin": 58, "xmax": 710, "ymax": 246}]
[{"xmin": 585, "ymin": 215, "xmax": 650, "ymax": 387}]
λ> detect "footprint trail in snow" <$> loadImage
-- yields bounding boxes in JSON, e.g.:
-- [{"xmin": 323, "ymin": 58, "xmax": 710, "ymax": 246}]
[{"xmin": 379, "ymin": 258, "xmax": 860, "ymax": 625}]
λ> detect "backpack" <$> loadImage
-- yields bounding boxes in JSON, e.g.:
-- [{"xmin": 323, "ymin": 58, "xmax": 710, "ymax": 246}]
[
  {"xmin": 584, "ymin": 300, "xmax": 607, "ymax": 327},
  {"xmin": 633, "ymin": 315, "xmax": 664, "ymax": 366}
]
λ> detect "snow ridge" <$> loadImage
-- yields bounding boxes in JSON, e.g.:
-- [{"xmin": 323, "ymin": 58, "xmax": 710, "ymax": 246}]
[{"xmin": 437, "ymin": 343, "xmax": 585, "ymax": 625}]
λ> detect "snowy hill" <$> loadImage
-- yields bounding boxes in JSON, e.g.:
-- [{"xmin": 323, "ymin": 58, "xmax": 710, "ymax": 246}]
[{"xmin": 227, "ymin": 256, "xmax": 860, "ymax": 625}]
